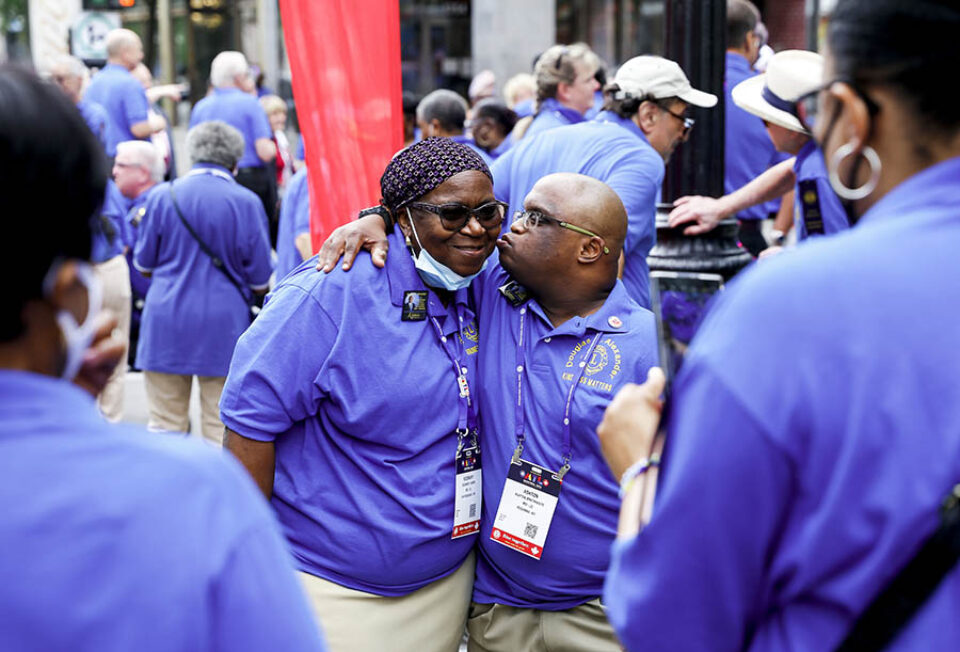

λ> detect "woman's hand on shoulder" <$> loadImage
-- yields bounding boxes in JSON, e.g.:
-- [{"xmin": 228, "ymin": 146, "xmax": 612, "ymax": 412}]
[{"xmin": 316, "ymin": 215, "xmax": 390, "ymax": 273}]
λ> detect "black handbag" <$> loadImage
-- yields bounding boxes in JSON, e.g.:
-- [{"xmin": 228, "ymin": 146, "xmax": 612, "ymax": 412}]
[{"xmin": 168, "ymin": 183, "xmax": 260, "ymax": 322}]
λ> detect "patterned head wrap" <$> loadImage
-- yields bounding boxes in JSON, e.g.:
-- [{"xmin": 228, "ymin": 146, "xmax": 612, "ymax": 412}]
[{"xmin": 380, "ymin": 137, "xmax": 492, "ymax": 211}]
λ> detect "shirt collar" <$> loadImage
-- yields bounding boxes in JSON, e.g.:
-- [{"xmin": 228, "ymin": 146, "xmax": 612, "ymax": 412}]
[
  {"xmin": 189, "ymin": 162, "xmax": 236, "ymax": 181},
  {"xmin": 594, "ymin": 110, "xmax": 650, "ymax": 144},
  {"xmin": 857, "ymin": 155, "xmax": 960, "ymax": 228},
  {"xmin": 103, "ymin": 63, "xmax": 129, "ymax": 74},
  {"xmin": 527, "ymin": 280, "xmax": 635, "ymax": 338},
  {"xmin": 538, "ymin": 98, "xmax": 585, "ymax": 125},
  {"xmin": 213, "ymin": 87, "xmax": 244, "ymax": 96},
  {"xmin": 794, "ymin": 139, "xmax": 817, "ymax": 169},
  {"xmin": 384, "ymin": 230, "xmax": 471, "ymax": 318}
]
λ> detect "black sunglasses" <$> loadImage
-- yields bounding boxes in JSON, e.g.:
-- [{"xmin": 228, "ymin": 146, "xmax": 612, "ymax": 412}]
[{"xmin": 407, "ymin": 200, "xmax": 507, "ymax": 232}]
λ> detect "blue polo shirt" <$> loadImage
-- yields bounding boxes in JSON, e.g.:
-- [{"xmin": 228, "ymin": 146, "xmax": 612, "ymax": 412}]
[
  {"xmin": 190, "ymin": 88, "xmax": 273, "ymax": 169},
  {"xmin": 604, "ymin": 156, "xmax": 960, "ymax": 650},
  {"xmin": 794, "ymin": 140, "xmax": 849, "ymax": 240},
  {"xmin": 134, "ymin": 164, "xmax": 272, "ymax": 377},
  {"xmin": 523, "ymin": 98, "xmax": 585, "ymax": 141},
  {"xmin": 90, "ymin": 180, "xmax": 128, "ymax": 263},
  {"xmin": 219, "ymin": 230, "xmax": 481, "ymax": 596},
  {"xmin": 490, "ymin": 111, "xmax": 664, "ymax": 308},
  {"xmin": 471, "ymin": 264, "xmax": 658, "ymax": 609},
  {"xmin": 123, "ymin": 186, "xmax": 159, "ymax": 304},
  {"xmin": 276, "ymin": 167, "xmax": 312, "ymax": 281},
  {"xmin": 724, "ymin": 52, "xmax": 779, "ymax": 221},
  {"xmin": 84, "ymin": 63, "xmax": 150, "ymax": 157},
  {"xmin": 77, "ymin": 98, "xmax": 109, "ymax": 152},
  {"xmin": 0, "ymin": 371, "xmax": 326, "ymax": 651}
]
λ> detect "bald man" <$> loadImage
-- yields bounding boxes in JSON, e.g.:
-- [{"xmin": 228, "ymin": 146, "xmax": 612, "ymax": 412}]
[
  {"xmin": 85, "ymin": 29, "xmax": 166, "ymax": 158},
  {"xmin": 315, "ymin": 173, "xmax": 659, "ymax": 650}
]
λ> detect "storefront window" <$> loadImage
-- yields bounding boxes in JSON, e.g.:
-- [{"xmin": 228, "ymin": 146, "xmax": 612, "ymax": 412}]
[
  {"xmin": 400, "ymin": 0, "xmax": 471, "ymax": 98},
  {"xmin": 556, "ymin": 0, "xmax": 665, "ymax": 69}
]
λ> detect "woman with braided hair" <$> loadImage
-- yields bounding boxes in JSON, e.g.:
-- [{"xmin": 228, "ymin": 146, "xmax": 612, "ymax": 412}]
[{"xmin": 220, "ymin": 138, "xmax": 505, "ymax": 652}]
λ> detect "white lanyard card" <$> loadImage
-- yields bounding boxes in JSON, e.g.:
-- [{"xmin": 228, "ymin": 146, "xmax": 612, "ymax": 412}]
[
  {"xmin": 452, "ymin": 445, "xmax": 482, "ymax": 539},
  {"xmin": 489, "ymin": 458, "xmax": 561, "ymax": 559}
]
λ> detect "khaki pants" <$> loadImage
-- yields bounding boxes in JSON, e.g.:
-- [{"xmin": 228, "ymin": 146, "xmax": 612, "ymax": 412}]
[
  {"xmin": 298, "ymin": 551, "xmax": 475, "ymax": 652},
  {"xmin": 467, "ymin": 599, "xmax": 623, "ymax": 652},
  {"xmin": 93, "ymin": 255, "xmax": 131, "ymax": 422},
  {"xmin": 143, "ymin": 371, "xmax": 226, "ymax": 445}
]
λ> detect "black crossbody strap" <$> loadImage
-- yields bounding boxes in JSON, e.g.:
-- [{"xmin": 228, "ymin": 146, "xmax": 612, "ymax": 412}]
[
  {"xmin": 168, "ymin": 182, "xmax": 250, "ymax": 304},
  {"xmin": 835, "ymin": 484, "xmax": 960, "ymax": 651}
]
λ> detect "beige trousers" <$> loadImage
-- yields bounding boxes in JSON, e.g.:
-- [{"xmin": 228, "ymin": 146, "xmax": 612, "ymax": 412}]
[
  {"xmin": 143, "ymin": 371, "xmax": 226, "ymax": 445},
  {"xmin": 466, "ymin": 599, "xmax": 623, "ymax": 652},
  {"xmin": 93, "ymin": 255, "xmax": 131, "ymax": 422},
  {"xmin": 297, "ymin": 551, "xmax": 475, "ymax": 652}
]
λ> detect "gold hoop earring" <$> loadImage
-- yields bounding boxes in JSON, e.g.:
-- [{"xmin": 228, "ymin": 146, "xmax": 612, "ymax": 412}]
[{"xmin": 828, "ymin": 142, "xmax": 881, "ymax": 201}]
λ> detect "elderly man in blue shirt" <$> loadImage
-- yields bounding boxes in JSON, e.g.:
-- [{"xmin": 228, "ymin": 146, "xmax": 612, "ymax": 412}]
[
  {"xmin": 0, "ymin": 64, "xmax": 325, "ymax": 652},
  {"xmin": 84, "ymin": 29, "xmax": 166, "ymax": 159},
  {"xmin": 315, "ymin": 169, "xmax": 659, "ymax": 651},
  {"xmin": 134, "ymin": 120, "xmax": 272, "ymax": 445},
  {"xmin": 191, "ymin": 50, "xmax": 278, "ymax": 236},
  {"xmin": 48, "ymin": 54, "xmax": 108, "ymax": 152},
  {"xmin": 491, "ymin": 55, "xmax": 717, "ymax": 308}
]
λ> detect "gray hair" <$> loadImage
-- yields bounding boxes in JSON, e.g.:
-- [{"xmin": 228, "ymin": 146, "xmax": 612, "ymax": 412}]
[
  {"xmin": 116, "ymin": 140, "xmax": 164, "ymax": 183},
  {"xmin": 186, "ymin": 121, "xmax": 245, "ymax": 169},
  {"xmin": 210, "ymin": 51, "xmax": 249, "ymax": 88},
  {"xmin": 534, "ymin": 43, "xmax": 599, "ymax": 105},
  {"xmin": 416, "ymin": 89, "xmax": 468, "ymax": 133},
  {"xmin": 47, "ymin": 54, "xmax": 87, "ymax": 80},
  {"xmin": 105, "ymin": 29, "xmax": 141, "ymax": 59}
]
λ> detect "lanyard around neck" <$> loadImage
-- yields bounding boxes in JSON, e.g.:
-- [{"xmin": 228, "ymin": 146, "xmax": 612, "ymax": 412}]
[
  {"xmin": 512, "ymin": 304, "xmax": 601, "ymax": 479},
  {"xmin": 427, "ymin": 305, "xmax": 478, "ymax": 444},
  {"xmin": 187, "ymin": 167, "xmax": 235, "ymax": 183}
]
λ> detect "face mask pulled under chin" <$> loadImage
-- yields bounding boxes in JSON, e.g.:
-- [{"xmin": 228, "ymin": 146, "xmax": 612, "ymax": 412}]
[
  {"xmin": 42, "ymin": 261, "xmax": 103, "ymax": 381},
  {"xmin": 406, "ymin": 208, "xmax": 487, "ymax": 291}
]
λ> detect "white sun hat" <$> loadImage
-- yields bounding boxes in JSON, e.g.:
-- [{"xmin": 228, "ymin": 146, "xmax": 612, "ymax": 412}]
[
  {"xmin": 731, "ymin": 49, "xmax": 824, "ymax": 133},
  {"xmin": 613, "ymin": 55, "xmax": 718, "ymax": 108}
]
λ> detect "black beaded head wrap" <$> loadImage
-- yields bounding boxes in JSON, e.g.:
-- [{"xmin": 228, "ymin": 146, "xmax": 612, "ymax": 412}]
[{"xmin": 380, "ymin": 137, "xmax": 493, "ymax": 212}]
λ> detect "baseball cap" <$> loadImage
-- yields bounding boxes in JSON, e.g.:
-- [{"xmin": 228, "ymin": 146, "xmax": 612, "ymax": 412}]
[{"xmin": 613, "ymin": 55, "xmax": 718, "ymax": 108}]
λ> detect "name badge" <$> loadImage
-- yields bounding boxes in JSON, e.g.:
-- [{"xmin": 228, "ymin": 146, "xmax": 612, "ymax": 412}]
[
  {"xmin": 453, "ymin": 445, "xmax": 482, "ymax": 539},
  {"xmin": 489, "ymin": 458, "xmax": 562, "ymax": 559},
  {"xmin": 402, "ymin": 291, "xmax": 428, "ymax": 321}
]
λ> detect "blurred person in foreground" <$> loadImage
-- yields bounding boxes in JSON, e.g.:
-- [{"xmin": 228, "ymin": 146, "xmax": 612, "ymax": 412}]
[
  {"xmin": 190, "ymin": 51, "xmax": 277, "ymax": 239},
  {"xmin": 85, "ymin": 29, "xmax": 166, "ymax": 160},
  {"xmin": 221, "ymin": 138, "xmax": 501, "ymax": 651},
  {"xmin": 0, "ymin": 64, "xmax": 325, "ymax": 652},
  {"xmin": 134, "ymin": 121, "xmax": 272, "ymax": 445},
  {"xmin": 669, "ymin": 50, "xmax": 848, "ymax": 256},
  {"xmin": 596, "ymin": 1, "xmax": 960, "ymax": 649}
]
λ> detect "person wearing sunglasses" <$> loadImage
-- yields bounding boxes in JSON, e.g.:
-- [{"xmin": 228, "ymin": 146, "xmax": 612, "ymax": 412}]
[
  {"xmin": 490, "ymin": 54, "xmax": 716, "ymax": 309},
  {"xmin": 597, "ymin": 1, "xmax": 960, "ymax": 649},
  {"xmin": 668, "ymin": 50, "xmax": 848, "ymax": 255},
  {"xmin": 221, "ymin": 138, "xmax": 501, "ymax": 652},
  {"xmin": 315, "ymin": 171, "xmax": 658, "ymax": 651}
]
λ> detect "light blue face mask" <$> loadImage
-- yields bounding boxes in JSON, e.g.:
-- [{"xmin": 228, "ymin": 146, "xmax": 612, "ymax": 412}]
[{"xmin": 406, "ymin": 208, "xmax": 488, "ymax": 291}]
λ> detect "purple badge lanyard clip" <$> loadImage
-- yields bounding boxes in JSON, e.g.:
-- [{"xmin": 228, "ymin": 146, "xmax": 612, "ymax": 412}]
[
  {"xmin": 511, "ymin": 304, "xmax": 601, "ymax": 480},
  {"xmin": 428, "ymin": 306, "xmax": 479, "ymax": 454}
]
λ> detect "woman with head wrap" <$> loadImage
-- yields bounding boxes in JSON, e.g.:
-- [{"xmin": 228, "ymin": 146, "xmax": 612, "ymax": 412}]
[
  {"xmin": 221, "ymin": 138, "xmax": 505, "ymax": 652},
  {"xmin": 596, "ymin": 0, "xmax": 960, "ymax": 649}
]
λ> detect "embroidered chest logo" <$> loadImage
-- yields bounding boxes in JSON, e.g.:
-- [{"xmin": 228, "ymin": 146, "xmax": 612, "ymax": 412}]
[
  {"xmin": 460, "ymin": 319, "xmax": 479, "ymax": 355},
  {"xmin": 561, "ymin": 336, "xmax": 623, "ymax": 393}
]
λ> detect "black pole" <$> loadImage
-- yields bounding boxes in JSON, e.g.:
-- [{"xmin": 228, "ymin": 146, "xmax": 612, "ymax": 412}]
[
  {"xmin": 662, "ymin": 0, "xmax": 726, "ymax": 201},
  {"xmin": 807, "ymin": 0, "xmax": 821, "ymax": 51}
]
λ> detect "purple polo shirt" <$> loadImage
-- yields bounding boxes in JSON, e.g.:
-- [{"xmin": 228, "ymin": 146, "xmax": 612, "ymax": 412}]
[
  {"xmin": 275, "ymin": 167, "xmax": 312, "ymax": 281},
  {"xmin": 724, "ymin": 52, "xmax": 779, "ymax": 221},
  {"xmin": 190, "ymin": 88, "xmax": 273, "ymax": 169},
  {"xmin": 471, "ymin": 263, "xmax": 658, "ymax": 609},
  {"xmin": 219, "ymin": 230, "xmax": 481, "ymax": 596},
  {"xmin": 84, "ymin": 63, "xmax": 150, "ymax": 157},
  {"xmin": 77, "ymin": 98, "xmax": 109, "ymax": 152},
  {"xmin": 604, "ymin": 156, "xmax": 960, "ymax": 650},
  {"xmin": 794, "ymin": 140, "xmax": 849, "ymax": 240},
  {"xmin": 133, "ymin": 164, "xmax": 272, "ymax": 377},
  {"xmin": 0, "ymin": 371, "xmax": 325, "ymax": 651},
  {"xmin": 490, "ymin": 111, "xmax": 664, "ymax": 308},
  {"xmin": 523, "ymin": 98, "xmax": 585, "ymax": 141}
]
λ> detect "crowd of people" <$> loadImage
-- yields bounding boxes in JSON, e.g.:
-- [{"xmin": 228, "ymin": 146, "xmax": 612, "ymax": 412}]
[{"xmin": 3, "ymin": 0, "xmax": 960, "ymax": 650}]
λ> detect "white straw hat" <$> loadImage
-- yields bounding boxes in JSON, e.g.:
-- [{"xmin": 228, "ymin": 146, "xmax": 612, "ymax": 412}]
[
  {"xmin": 731, "ymin": 50, "xmax": 824, "ymax": 133},
  {"xmin": 613, "ymin": 55, "xmax": 718, "ymax": 108}
]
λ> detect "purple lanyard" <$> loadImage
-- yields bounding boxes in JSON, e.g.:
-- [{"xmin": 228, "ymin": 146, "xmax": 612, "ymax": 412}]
[
  {"xmin": 428, "ymin": 305, "xmax": 478, "ymax": 446},
  {"xmin": 512, "ymin": 305, "xmax": 601, "ymax": 479}
]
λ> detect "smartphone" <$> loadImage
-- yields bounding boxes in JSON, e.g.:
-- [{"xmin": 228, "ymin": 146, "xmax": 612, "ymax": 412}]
[{"xmin": 650, "ymin": 271, "xmax": 725, "ymax": 395}]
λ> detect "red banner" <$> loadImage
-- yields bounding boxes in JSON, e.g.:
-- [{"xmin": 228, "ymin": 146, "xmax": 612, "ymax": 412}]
[{"xmin": 278, "ymin": 0, "xmax": 403, "ymax": 250}]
